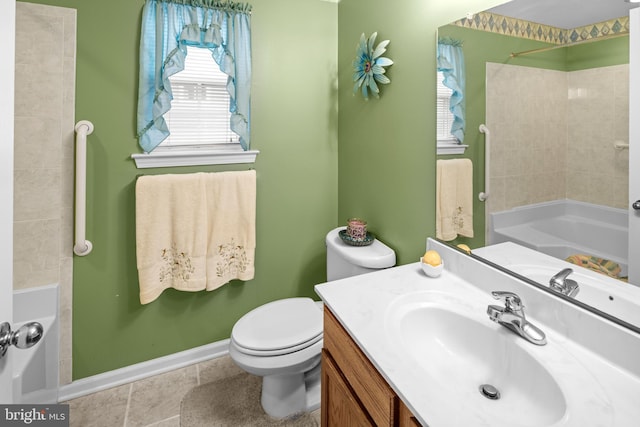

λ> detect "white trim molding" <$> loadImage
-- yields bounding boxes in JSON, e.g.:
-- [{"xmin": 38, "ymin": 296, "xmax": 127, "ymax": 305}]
[
  {"xmin": 58, "ymin": 340, "xmax": 229, "ymax": 402},
  {"xmin": 131, "ymin": 149, "xmax": 259, "ymax": 168},
  {"xmin": 437, "ymin": 142, "xmax": 468, "ymax": 155}
]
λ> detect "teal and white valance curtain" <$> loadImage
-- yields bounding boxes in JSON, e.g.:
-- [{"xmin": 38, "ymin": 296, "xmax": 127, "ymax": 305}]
[
  {"xmin": 437, "ymin": 38, "xmax": 465, "ymax": 143},
  {"xmin": 137, "ymin": 0, "xmax": 252, "ymax": 153}
]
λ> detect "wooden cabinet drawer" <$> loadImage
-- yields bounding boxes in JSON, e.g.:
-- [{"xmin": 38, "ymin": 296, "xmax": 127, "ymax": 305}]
[{"xmin": 323, "ymin": 307, "xmax": 397, "ymax": 426}]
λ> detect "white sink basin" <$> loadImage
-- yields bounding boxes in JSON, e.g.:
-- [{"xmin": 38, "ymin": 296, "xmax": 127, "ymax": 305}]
[
  {"xmin": 400, "ymin": 305, "xmax": 565, "ymax": 426},
  {"xmin": 385, "ymin": 290, "xmax": 611, "ymax": 427}
]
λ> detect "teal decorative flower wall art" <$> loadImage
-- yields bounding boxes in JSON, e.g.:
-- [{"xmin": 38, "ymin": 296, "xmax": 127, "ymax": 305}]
[{"xmin": 353, "ymin": 32, "xmax": 393, "ymax": 100}]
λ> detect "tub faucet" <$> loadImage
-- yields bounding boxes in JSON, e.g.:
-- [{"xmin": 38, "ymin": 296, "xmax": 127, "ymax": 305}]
[
  {"xmin": 487, "ymin": 291, "xmax": 547, "ymax": 346},
  {"xmin": 549, "ymin": 268, "xmax": 580, "ymax": 298}
]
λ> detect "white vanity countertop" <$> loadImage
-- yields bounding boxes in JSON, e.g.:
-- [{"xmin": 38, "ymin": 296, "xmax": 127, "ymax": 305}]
[{"xmin": 314, "ymin": 240, "xmax": 640, "ymax": 427}]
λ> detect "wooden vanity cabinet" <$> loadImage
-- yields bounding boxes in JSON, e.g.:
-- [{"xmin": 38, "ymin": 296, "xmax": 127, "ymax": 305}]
[{"xmin": 321, "ymin": 307, "xmax": 422, "ymax": 427}]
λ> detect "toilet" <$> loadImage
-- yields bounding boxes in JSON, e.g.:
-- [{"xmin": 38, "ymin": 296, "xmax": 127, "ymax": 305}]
[{"xmin": 228, "ymin": 226, "xmax": 396, "ymax": 418}]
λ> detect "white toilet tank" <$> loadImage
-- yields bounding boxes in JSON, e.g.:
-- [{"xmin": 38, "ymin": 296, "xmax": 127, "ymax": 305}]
[{"xmin": 325, "ymin": 227, "xmax": 396, "ymax": 281}]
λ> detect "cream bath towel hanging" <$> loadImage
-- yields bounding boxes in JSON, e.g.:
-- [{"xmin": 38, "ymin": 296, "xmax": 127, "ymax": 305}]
[
  {"xmin": 204, "ymin": 170, "xmax": 256, "ymax": 291},
  {"xmin": 436, "ymin": 159, "xmax": 474, "ymax": 241},
  {"xmin": 136, "ymin": 171, "xmax": 256, "ymax": 304}
]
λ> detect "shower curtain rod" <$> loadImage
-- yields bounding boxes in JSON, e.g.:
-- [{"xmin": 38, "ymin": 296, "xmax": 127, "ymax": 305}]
[{"xmin": 510, "ymin": 32, "xmax": 629, "ymax": 58}]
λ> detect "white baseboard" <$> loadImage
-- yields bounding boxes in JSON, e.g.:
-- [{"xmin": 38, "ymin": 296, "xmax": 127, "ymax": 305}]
[{"xmin": 58, "ymin": 339, "xmax": 230, "ymax": 402}]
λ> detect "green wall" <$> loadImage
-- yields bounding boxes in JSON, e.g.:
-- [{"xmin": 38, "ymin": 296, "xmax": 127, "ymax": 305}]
[
  {"xmin": 336, "ymin": 0, "xmax": 505, "ymax": 265},
  {"xmin": 20, "ymin": 0, "xmax": 337, "ymax": 379},
  {"xmin": 567, "ymin": 36, "xmax": 629, "ymax": 70}
]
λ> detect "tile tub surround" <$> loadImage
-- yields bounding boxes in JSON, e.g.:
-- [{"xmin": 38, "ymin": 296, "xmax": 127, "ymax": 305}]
[
  {"xmin": 486, "ymin": 63, "xmax": 629, "ymax": 215},
  {"xmin": 14, "ymin": 2, "xmax": 76, "ymax": 386},
  {"xmin": 315, "ymin": 239, "xmax": 640, "ymax": 427}
]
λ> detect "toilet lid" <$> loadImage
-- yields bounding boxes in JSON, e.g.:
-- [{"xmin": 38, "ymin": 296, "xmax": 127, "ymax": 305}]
[{"xmin": 232, "ymin": 298, "xmax": 323, "ymax": 354}]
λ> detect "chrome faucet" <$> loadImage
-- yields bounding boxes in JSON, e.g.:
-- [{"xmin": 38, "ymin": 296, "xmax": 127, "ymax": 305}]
[
  {"xmin": 549, "ymin": 268, "xmax": 580, "ymax": 297},
  {"xmin": 487, "ymin": 291, "xmax": 547, "ymax": 346}
]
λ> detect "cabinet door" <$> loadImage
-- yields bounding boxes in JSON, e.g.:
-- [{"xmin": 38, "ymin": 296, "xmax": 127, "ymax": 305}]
[
  {"xmin": 324, "ymin": 308, "xmax": 397, "ymax": 425},
  {"xmin": 321, "ymin": 350, "xmax": 375, "ymax": 427},
  {"xmin": 399, "ymin": 400, "xmax": 423, "ymax": 427}
]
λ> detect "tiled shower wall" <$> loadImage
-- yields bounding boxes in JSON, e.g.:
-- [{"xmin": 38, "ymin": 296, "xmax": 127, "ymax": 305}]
[
  {"xmin": 486, "ymin": 63, "xmax": 568, "ymax": 214},
  {"xmin": 567, "ymin": 65, "xmax": 629, "ymax": 209},
  {"xmin": 14, "ymin": 2, "xmax": 76, "ymax": 386},
  {"xmin": 486, "ymin": 62, "xmax": 629, "ymax": 215}
]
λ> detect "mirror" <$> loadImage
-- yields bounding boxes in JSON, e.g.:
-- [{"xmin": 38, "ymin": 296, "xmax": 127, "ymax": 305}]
[{"xmin": 437, "ymin": 0, "xmax": 640, "ymax": 332}]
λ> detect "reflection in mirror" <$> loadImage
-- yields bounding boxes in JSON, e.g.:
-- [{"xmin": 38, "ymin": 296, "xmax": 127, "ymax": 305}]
[{"xmin": 436, "ymin": 0, "xmax": 640, "ymax": 332}]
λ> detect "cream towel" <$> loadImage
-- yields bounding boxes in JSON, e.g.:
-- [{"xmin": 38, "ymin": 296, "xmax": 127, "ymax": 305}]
[
  {"xmin": 203, "ymin": 170, "xmax": 256, "ymax": 291},
  {"xmin": 436, "ymin": 159, "xmax": 474, "ymax": 241},
  {"xmin": 136, "ymin": 171, "xmax": 256, "ymax": 304}
]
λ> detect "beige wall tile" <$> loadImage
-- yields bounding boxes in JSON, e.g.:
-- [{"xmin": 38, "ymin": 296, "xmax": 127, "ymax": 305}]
[
  {"xmin": 59, "ymin": 358, "xmax": 72, "ymax": 387},
  {"xmin": 15, "ymin": 1, "xmax": 77, "ymax": 385},
  {"xmin": 13, "ymin": 117, "xmax": 62, "ymax": 170},
  {"xmin": 13, "ymin": 219, "xmax": 60, "ymax": 286},
  {"xmin": 486, "ymin": 62, "xmax": 628, "ymax": 217},
  {"xmin": 14, "ymin": 168, "xmax": 61, "ymax": 221}
]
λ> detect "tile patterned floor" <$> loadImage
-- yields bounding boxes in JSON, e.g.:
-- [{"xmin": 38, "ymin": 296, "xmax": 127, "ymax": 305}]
[{"xmin": 64, "ymin": 356, "xmax": 248, "ymax": 427}]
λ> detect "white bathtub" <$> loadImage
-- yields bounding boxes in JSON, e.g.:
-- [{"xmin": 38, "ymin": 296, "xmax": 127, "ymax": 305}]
[
  {"xmin": 12, "ymin": 284, "xmax": 59, "ymax": 403},
  {"xmin": 489, "ymin": 199, "xmax": 629, "ymax": 276}
]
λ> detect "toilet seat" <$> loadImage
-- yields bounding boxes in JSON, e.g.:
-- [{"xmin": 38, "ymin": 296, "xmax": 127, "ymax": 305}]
[
  {"xmin": 231, "ymin": 297, "xmax": 323, "ymax": 357},
  {"xmin": 231, "ymin": 333, "xmax": 323, "ymax": 357}
]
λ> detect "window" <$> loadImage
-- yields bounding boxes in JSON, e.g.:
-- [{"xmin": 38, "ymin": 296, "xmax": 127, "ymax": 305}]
[
  {"xmin": 436, "ymin": 70, "xmax": 467, "ymax": 155},
  {"xmin": 134, "ymin": 0, "xmax": 255, "ymax": 168},
  {"xmin": 436, "ymin": 38, "xmax": 467, "ymax": 155},
  {"xmin": 133, "ymin": 45, "xmax": 258, "ymax": 168},
  {"xmin": 159, "ymin": 46, "xmax": 239, "ymax": 150}
]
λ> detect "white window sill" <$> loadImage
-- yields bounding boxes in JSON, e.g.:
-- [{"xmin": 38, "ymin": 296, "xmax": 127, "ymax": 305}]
[
  {"xmin": 131, "ymin": 149, "xmax": 259, "ymax": 168},
  {"xmin": 437, "ymin": 142, "xmax": 468, "ymax": 155}
]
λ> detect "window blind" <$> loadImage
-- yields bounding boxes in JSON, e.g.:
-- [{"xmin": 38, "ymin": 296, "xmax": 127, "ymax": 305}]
[
  {"xmin": 163, "ymin": 47, "xmax": 238, "ymax": 147},
  {"xmin": 436, "ymin": 71, "xmax": 456, "ymax": 142}
]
